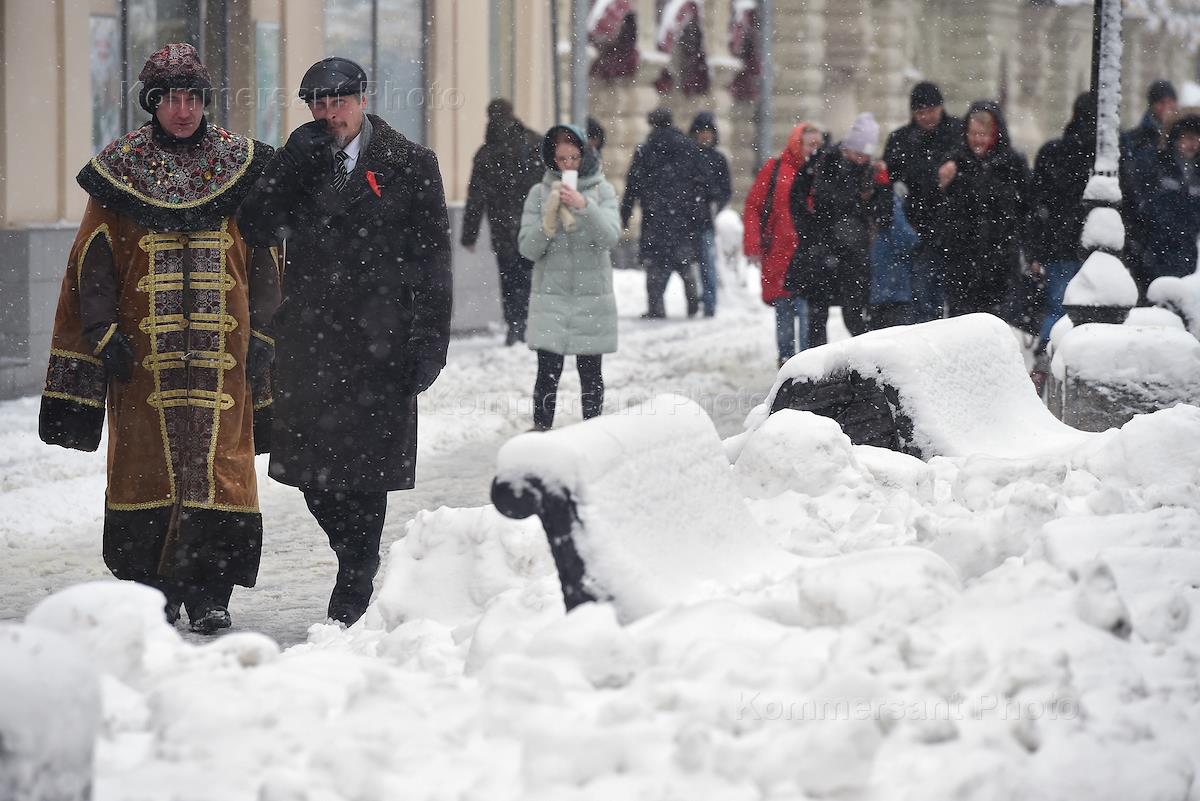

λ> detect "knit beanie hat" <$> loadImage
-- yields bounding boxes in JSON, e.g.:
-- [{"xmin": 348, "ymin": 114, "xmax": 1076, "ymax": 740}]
[
  {"xmin": 1148, "ymin": 79, "xmax": 1177, "ymax": 105},
  {"xmin": 841, "ymin": 112, "xmax": 880, "ymax": 156},
  {"xmin": 909, "ymin": 81, "xmax": 944, "ymax": 111},
  {"xmin": 648, "ymin": 107, "xmax": 674, "ymax": 129},
  {"xmin": 138, "ymin": 43, "xmax": 212, "ymax": 114}
]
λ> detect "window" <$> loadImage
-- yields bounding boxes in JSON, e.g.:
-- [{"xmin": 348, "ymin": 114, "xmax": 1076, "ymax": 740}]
[{"xmin": 90, "ymin": 14, "xmax": 122, "ymax": 152}]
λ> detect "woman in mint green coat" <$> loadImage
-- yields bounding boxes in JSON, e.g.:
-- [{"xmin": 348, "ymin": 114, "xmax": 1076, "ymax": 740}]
[{"xmin": 518, "ymin": 124, "xmax": 621, "ymax": 430}]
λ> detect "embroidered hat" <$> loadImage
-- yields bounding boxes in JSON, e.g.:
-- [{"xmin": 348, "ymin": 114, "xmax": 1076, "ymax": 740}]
[{"xmin": 138, "ymin": 43, "xmax": 213, "ymax": 114}]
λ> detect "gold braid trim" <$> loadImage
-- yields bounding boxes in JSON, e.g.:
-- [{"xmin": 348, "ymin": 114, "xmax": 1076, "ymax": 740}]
[
  {"xmin": 146, "ymin": 389, "xmax": 235, "ymax": 410},
  {"xmin": 91, "ymin": 140, "xmax": 255, "ymax": 210},
  {"xmin": 51, "ymin": 347, "xmax": 103, "ymax": 367},
  {"xmin": 43, "ymin": 390, "xmax": 105, "ymax": 409},
  {"xmin": 106, "ymin": 499, "xmax": 261, "ymax": 513},
  {"xmin": 92, "ymin": 323, "xmax": 118, "ymax": 356},
  {"xmin": 250, "ymin": 330, "xmax": 275, "ymax": 346},
  {"xmin": 76, "ymin": 223, "xmax": 113, "ymax": 285}
]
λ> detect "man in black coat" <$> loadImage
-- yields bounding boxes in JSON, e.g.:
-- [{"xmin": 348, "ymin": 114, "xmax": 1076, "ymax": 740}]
[
  {"xmin": 462, "ymin": 99, "xmax": 543, "ymax": 345},
  {"xmin": 1029, "ymin": 92, "xmax": 1096, "ymax": 345},
  {"xmin": 1133, "ymin": 110, "xmax": 1200, "ymax": 286},
  {"xmin": 621, "ymin": 108, "xmax": 711, "ymax": 318},
  {"xmin": 239, "ymin": 57, "xmax": 452, "ymax": 626},
  {"xmin": 932, "ymin": 100, "xmax": 1030, "ymax": 318},
  {"xmin": 882, "ymin": 82, "xmax": 963, "ymax": 322},
  {"xmin": 1121, "ymin": 80, "xmax": 1180, "ymax": 295},
  {"xmin": 689, "ymin": 112, "xmax": 732, "ymax": 317}
]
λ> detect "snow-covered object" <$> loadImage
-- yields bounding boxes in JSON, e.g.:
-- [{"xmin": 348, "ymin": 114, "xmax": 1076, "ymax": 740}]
[
  {"xmin": 0, "ymin": 625, "xmax": 101, "ymax": 801},
  {"xmin": 1062, "ymin": 251, "xmax": 1138, "ymax": 307},
  {"xmin": 1182, "ymin": 80, "xmax": 1200, "ymax": 106},
  {"xmin": 657, "ymin": 0, "xmax": 702, "ymax": 51},
  {"xmin": 587, "ymin": 0, "xmax": 633, "ymax": 44},
  {"xmin": 1093, "ymin": 0, "xmax": 1123, "ymax": 176},
  {"xmin": 1050, "ymin": 323, "xmax": 1200, "ymax": 385},
  {"xmin": 1047, "ymin": 305, "xmax": 1183, "ymax": 352},
  {"xmin": 1148, "ymin": 271, "xmax": 1200, "ymax": 338},
  {"xmin": 25, "ymin": 581, "xmax": 181, "ymax": 682},
  {"xmin": 495, "ymin": 394, "xmax": 798, "ymax": 621},
  {"xmin": 762, "ymin": 314, "xmax": 1091, "ymax": 458},
  {"xmin": 1079, "ymin": 206, "xmax": 1125, "ymax": 251},
  {"xmin": 1082, "ymin": 173, "xmax": 1122, "ymax": 204}
]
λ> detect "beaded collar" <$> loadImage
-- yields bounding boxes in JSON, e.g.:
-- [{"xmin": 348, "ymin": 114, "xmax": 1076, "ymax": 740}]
[{"xmin": 78, "ymin": 121, "xmax": 271, "ymax": 232}]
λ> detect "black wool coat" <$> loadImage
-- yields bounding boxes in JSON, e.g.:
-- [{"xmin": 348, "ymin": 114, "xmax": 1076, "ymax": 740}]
[
  {"xmin": 620, "ymin": 126, "xmax": 712, "ymax": 265},
  {"xmin": 1028, "ymin": 114, "xmax": 1095, "ymax": 265},
  {"xmin": 461, "ymin": 117, "xmax": 543, "ymax": 263},
  {"xmin": 239, "ymin": 114, "xmax": 452, "ymax": 491},
  {"xmin": 883, "ymin": 115, "xmax": 963, "ymax": 241}
]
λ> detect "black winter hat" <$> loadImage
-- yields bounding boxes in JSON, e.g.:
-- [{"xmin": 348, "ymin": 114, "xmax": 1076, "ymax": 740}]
[
  {"xmin": 689, "ymin": 111, "xmax": 718, "ymax": 135},
  {"xmin": 648, "ymin": 107, "xmax": 674, "ymax": 129},
  {"xmin": 138, "ymin": 43, "xmax": 213, "ymax": 114},
  {"xmin": 487, "ymin": 98, "xmax": 514, "ymax": 120},
  {"xmin": 587, "ymin": 116, "xmax": 606, "ymax": 151},
  {"xmin": 910, "ymin": 81, "xmax": 944, "ymax": 111},
  {"xmin": 299, "ymin": 57, "xmax": 369, "ymax": 103},
  {"xmin": 1148, "ymin": 80, "xmax": 1177, "ymax": 105}
]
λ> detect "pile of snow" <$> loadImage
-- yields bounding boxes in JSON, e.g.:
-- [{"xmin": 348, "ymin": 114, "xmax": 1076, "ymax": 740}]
[
  {"xmin": 494, "ymin": 394, "xmax": 797, "ymax": 621},
  {"xmin": 1079, "ymin": 206, "xmax": 1125, "ymax": 252},
  {"xmin": 1062, "ymin": 251, "xmax": 1138, "ymax": 307},
  {"xmin": 0, "ymin": 624, "xmax": 100, "ymax": 801},
  {"xmin": 1149, "ymin": 271, "xmax": 1200, "ymax": 339},
  {"xmin": 1050, "ymin": 324, "xmax": 1200, "ymax": 386},
  {"xmin": 752, "ymin": 314, "xmax": 1092, "ymax": 458}
]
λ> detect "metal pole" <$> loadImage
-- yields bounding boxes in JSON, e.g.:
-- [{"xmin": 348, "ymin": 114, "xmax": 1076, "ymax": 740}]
[
  {"xmin": 1093, "ymin": 0, "xmax": 1123, "ymax": 178},
  {"xmin": 570, "ymin": 0, "xmax": 589, "ymax": 130},
  {"xmin": 755, "ymin": 0, "xmax": 775, "ymax": 169},
  {"xmin": 1090, "ymin": 0, "xmax": 1102, "ymax": 96},
  {"xmin": 550, "ymin": 0, "xmax": 562, "ymax": 124}
]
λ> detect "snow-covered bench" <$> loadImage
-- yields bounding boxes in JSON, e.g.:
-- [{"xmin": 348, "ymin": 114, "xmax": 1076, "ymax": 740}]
[
  {"xmin": 764, "ymin": 314, "xmax": 1091, "ymax": 459},
  {"xmin": 491, "ymin": 395, "xmax": 796, "ymax": 621}
]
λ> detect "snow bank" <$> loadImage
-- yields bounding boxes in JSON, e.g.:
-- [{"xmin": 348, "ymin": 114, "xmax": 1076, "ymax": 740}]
[
  {"xmin": 1148, "ymin": 271, "xmax": 1200, "ymax": 338},
  {"xmin": 0, "ymin": 624, "xmax": 100, "ymax": 801},
  {"xmin": 495, "ymin": 394, "xmax": 798, "ymax": 621},
  {"xmin": 1050, "ymin": 323, "xmax": 1200, "ymax": 385},
  {"xmin": 762, "ymin": 314, "xmax": 1092, "ymax": 458}
]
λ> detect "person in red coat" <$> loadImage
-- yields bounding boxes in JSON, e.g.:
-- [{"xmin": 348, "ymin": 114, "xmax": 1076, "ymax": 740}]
[{"xmin": 744, "ymin": 123, "xmax": 824, "ymax": 366}]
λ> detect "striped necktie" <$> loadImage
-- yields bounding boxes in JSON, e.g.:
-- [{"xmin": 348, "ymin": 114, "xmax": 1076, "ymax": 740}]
[{"xmin": 332, "ymin": 149, "xmax": 349, "ymax": 191}]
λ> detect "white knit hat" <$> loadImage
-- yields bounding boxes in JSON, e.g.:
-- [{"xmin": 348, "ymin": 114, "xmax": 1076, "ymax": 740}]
[{"xmin": 841, "ymin": 112, "xmax": 880, "ymax": 156}]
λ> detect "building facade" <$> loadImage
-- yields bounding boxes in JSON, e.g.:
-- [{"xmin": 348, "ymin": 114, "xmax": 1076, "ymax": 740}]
[{"xmin": 0, "ymin": 0, "xmax": 1196, "ymax": 398}]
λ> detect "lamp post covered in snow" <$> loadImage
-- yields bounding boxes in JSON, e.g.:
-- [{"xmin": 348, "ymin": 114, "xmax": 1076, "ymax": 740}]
[{"xmin": 1063, "ymin": 0, "xmax": 1139, "ymax": 325}]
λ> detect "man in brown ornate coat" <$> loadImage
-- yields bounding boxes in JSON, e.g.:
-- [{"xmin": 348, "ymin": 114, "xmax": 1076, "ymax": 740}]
[{"xmin": 39, "ymin": 43, "xmax": 279, "ymax": 634}]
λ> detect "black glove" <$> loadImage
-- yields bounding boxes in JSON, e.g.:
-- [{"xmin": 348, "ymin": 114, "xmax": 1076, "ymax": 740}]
[
  {"xmin": 100, "ymin": 331, "xmax": 135, "ymax": 383},
  {"xmin": 246, "ymin": 337, "xmax": 275, "ymax": 381},
  {"xmin": 278, "ymin": 120, "xmax": 334, "ymax": 177},
  {"xmin": 407, "ymin": 358, "xmax": 443, "ymax": 395}
]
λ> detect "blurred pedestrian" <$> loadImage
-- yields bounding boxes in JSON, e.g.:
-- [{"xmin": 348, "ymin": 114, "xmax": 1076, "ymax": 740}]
[
  {"xmin": 1121, "ymin": 80, "xmax": 1180, "ymax": 296},
  {"xmin": 462, "ymin": 98, "xmax": 543, "ymax": 345},
  {"xmin": 1133, "ymin": 108, "xmax": 1200, "ymax": 285},
  {"xmin": 519, "ymin": 125, "xmax": 620, "ymax": 430},
  {"xmin": 806, "ymin": 112, "xmax": 891, "ymax": 338},
  {"xmin": 689, "ymin": 111, "xmax": 733, "ymax": 317},
  {"xmin": 745, "ymin": 122, "xmax": 824, "ymax": 365},
  {"xmin": 587, "ymin": 116, "xmax": 607, "ymax": 156},
  {"xmin": 868, "ymin": 190, "xmax": 920, "ymax": 328},
  {"xmin": 1029, "ymin": 91, "xmax": 1096, "ymax": 346},
  {"xmin": 932, "ymin": 100, "xmax": 1030, "ymax": 318},
  {"xmin": 621, "ymin": 108, "xmax": 710, "ymax": 318},
  {"xmin": 882, "ymin": 81, "xmax": 963, "ymax": 322}
]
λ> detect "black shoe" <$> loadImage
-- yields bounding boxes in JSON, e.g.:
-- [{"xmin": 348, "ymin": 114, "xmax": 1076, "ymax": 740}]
[
  {"xmin": 189, "ymin": 607, "xmax": 231, "ymax": 635},
  {"xmin": 327, "ymin": 600, "xmax": 367, "ymax": 626},
  {"xmin": 164, "ymin": 599, "xmax": 182, "ymax": 625}
]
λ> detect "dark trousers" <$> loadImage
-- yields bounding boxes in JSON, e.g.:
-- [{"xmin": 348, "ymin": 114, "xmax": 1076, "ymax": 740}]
[
  {"xmin": 303, "ymin": 489, "xmax": 388, "ymax": 617},
  {"xmin": 533, "ymin": 350, "xmax": 604, "ymax": 430},
  {"xmin": 807, "ymin": 302, "xmax": 829, "ymax": 348},
  {"xmin": 645, "ymin": 260, "xmax": 700, "ymax": 317},
  {"xmin": 103, "ymin": 507, "xmax": 236, "ymax": 619},
  {"xmin": 496, "ymin": 249, "xmax": 532, "ymax": 337}
]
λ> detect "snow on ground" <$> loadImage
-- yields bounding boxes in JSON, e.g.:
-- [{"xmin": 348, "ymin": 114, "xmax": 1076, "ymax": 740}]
[{"xmin": 4, "ymin": 270, "xmax": 1200, "ymax": 800}]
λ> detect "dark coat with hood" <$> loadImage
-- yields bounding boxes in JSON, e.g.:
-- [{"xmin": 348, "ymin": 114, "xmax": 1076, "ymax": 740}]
[
  {"xmin": 883, "ymin": 112, "xmax": 963, "ymax": 242},
  {"xmin": 1120, "ymin": 110, "xmax": 1170, "ymax": 258},
  {"xmin": 461, "ymin": 112, "xmax": 543, "ymax": 262},
  {"xmin": 1029, "ymin": 92, "xmax": 1096, "ymax": 266},
  {"xmin": 932, "ymin": 100, "xmax": 1030, "ymax": 313},
  {"xmin": 238, "ymin": 113, "xmax": 452, "ymax": 492},
  {"xmin": 1133, "ymin": 112, "xmax": 1200, "ymax": 283},
  {"xmin": 620, "ymin": 124, "xmax": 711, "ymax": 264},
  {"xmin": 689, "ymin": 112, "xmax": 733, "ymax": 230}
]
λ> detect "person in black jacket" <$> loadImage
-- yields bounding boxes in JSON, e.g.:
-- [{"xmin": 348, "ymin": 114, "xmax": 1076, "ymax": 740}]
[
  {"xmin": 882, "ymin": 82, "xmax": 963, "ymax": 322},
  {"xmin": 1121, "ymin": 80, "xmax": 1180, "ymax": 295},
  {"xmin": 806, "ymin": 112, "xmax": 891, "ymax": 338},
  {"xmin": 462, "ymin": 99, "xmax": 543, "ymax": 345},
  {"xmin": 1133, "ymin": 109, "xmax": 1200, "ymax": 285},
  {"xmin": 932, "ymin": 100, "xmax": 1030, "ymax": 318},
  {"xmin": 689, "ymin": 112, "xmax": 733, "ymax": 317},
  {"xmin": 1029, "ymin": 91, "xmax": 1096, "ymax": 345},
  {"xmin": 621, "ymin": 108, "xmax": 711, "ymax": 318},
  {"xmin": 239, "ymin": 57, "xmax": 453, "ymax": 627}
]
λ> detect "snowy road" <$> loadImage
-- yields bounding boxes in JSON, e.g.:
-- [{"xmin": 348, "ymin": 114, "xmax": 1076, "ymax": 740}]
[{"xmin": 0, "ymin": 270, "xmax": 790, "ymax": 646}]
